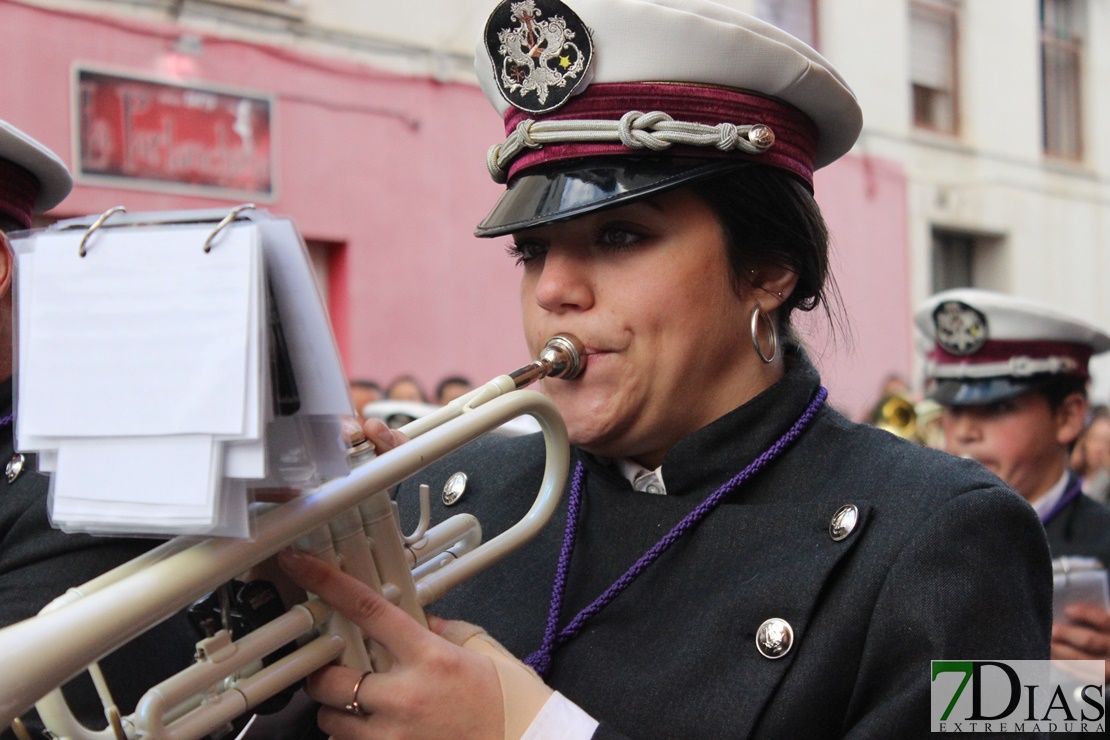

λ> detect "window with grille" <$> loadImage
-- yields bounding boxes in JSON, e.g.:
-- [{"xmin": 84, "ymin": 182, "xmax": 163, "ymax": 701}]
[
  {"xmin": 1041, "ymin": 0, "xmax": 1085, "ymax": 160},
  {"xmin": 931, "ymin": 228, "xmax": 1006, "ymax": 293},
  {"xmin": 910, "ymin": 0, "xmax": 959, "ymax": 134},
  {"xmin": 754, "ymin": 0, "xmax": 818, "ymax": 48}
]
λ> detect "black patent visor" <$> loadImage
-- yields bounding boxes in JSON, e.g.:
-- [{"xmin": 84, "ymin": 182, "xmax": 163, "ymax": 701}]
[
  {"xmin": 926, "ymin": 377, "xmax": 1051, "ymax": 407},
  {"xmin": 474, "ymin": 157, "xmax": 749, "ymax": 238}
]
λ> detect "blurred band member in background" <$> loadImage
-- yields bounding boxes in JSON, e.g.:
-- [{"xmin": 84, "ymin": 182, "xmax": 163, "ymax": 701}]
[
  {"xmin": 385, "ymin": 374, "xmax": 426, "ymax": 403},
  {"xmin": 1071, "ymin": 405, "xmax": 1110, "ymax": 503},
  {"xmin": 917, "ymin": 287, "xmax": 1110, "ymax": 680},
  {"xmin": 347, "ymin": 378, "xmax": 383, "ymax": 420},
  {"xmin": 435, "ymin": 375, "xmax": 473, "ymax": 406},
  {"xmin": 0, "ymin": 121, "xmax": 200, "ymax": 739}
]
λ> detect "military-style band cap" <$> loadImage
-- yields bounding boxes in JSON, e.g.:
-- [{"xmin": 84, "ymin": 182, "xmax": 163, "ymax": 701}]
[
  {"xmin": 0, "ymin": 120, "xmax": 72, "ymax": 229},
  {"xmin": 915, "ymin": 288, "xmax": 1110, "ymax": 406},
  {"xmin": 478, "ymin": 156, "xmax": 751, "ymax": 237},
  {"xmin": 474, "ymin": 0, "xmax": 862, "ymax": 237}
]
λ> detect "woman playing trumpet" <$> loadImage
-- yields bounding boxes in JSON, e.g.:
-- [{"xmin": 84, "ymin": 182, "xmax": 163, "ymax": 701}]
[{"xmin": 280, "ymin": 0, "xmax": 1051, "ymax": 736}]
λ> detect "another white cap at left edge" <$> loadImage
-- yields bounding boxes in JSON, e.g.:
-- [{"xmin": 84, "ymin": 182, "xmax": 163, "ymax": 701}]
[{"xmin": 0, "ymin": 120, "xmax": 73, "ymax": 212}]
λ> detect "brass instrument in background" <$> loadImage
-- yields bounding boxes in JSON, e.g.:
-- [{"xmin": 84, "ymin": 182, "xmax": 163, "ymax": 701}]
[
  {"xmin": 869, "ymin": 392, "xmax": 944, "ymax": 448},
  {"xmin": 0, "ymin": 335, "xmax": 585, "ymax": 740}
]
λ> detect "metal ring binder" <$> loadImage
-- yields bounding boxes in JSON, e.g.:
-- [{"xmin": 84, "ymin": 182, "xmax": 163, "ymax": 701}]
[
  {"xmin": 78, "ymin": 206, "xmax": 127, "ymax": 258},
  {"xmin": 203, "ymin": 204, "xmax": 256, "ymax": 253}
]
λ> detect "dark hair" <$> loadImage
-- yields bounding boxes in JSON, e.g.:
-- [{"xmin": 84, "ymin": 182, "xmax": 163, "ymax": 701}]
[
  {"xmin": 436, "ymin": 375, "xmax": 472, "ymax": 398},
  {"xmin": 689, "ymin": 166, "xmax": 844, "ymax": 344},
  {"xmin": 386, "ymin": 374, "xmax": 428, "ymax": 402},
  {"xmin": 350, "ymin": 378, "xmax": 382, "ymax": 393},
  {"xmin": 1038, "ymin": 375, "xmax": 1088, "ymax": 411}
]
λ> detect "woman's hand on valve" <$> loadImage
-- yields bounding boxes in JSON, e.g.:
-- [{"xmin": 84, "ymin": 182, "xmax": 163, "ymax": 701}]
[{"xmin": 278, "ymin": 549, "xmax": 553, "ymax": 740}]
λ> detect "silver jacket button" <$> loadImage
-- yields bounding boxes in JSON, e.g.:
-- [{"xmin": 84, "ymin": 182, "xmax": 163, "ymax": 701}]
[
  {"xmin": 442, "ymin": 472, "xmax": 468, "ymax": 506},
  {"xmin": 756, "ymin": 617, "xmax": 794, "ymax": 659},
  {"xmin": 829, "ymin": 504, "xmax": 859, "ymax": 541},
  {"xmin": 6, "ymin": 453, "xmax": 24, "ymax": 484}
]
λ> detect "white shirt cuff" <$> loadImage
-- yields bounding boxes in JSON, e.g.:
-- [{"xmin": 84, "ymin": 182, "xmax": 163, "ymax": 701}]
[{"xmin": 521, "ymin": 691, "xmax": 599, "ymax": 739}]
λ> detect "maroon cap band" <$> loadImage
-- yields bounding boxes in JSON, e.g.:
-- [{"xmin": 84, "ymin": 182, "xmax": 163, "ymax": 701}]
[
  {"xmin": 929, "ymin": 339, "xmax": 1094, "ymax": 379},
  {"xmin": 0, "ymin": 157, "xmax": 38, "ymax": 230},
  {"xmin": 501, "ymin": 82, "xmax": 820, "ymax": 187}
]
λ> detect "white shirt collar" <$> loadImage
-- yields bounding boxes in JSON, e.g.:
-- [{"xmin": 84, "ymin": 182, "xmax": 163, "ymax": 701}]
[{"xmin": 1030, "ymin": 468, "xmax": 1070, "ymax": 518}]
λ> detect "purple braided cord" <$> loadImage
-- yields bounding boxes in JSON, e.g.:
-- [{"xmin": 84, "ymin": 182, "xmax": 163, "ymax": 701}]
[
  {"xmin": 525, "ymin": 386, "xmax": 828, "ymax": 676},
  {"xmin": 526, "ymin": 462, "xmax": 587, "ymax": 676},
  {"xmin": 0, "ymin": 412, "xmax": 12, "ymax": 427}
]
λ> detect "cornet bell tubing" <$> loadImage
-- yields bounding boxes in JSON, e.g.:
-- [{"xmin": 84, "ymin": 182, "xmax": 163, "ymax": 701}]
[{"xmin": 0, "ymin": 390, "xmax": 568, "ymax": 729}]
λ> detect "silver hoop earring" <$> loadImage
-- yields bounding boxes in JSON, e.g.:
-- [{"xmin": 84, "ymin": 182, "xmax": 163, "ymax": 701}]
[{"xmin": 750, "ymin": 304, "xmax": 778, "ymax": 364}]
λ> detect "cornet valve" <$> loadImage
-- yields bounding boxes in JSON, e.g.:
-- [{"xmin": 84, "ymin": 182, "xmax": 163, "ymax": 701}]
[{"xmin": 187, "ymin": 580, "xmax": 299, "ymax": 714}]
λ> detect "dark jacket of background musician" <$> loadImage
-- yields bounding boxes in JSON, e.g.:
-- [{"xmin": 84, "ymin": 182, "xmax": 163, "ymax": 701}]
[
  {"xmin": 1045, "ymin": 479, "xmax": 1110, "ymax": 569},
  {"xmin": 0, "ymin": 380, "xmax": 199, "ymax": 739},
  {"xmin": 399, "ymin": 352, "xmax": 1053, "ymax": 739}
]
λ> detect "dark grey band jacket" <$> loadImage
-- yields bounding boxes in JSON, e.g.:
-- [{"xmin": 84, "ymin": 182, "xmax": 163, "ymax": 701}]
[{"xmin": 400, "ymin": 353, "xmax": 1053, "ymax": 739}]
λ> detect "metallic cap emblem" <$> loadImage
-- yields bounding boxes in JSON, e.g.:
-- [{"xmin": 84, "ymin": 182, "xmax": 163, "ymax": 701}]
[
  {"xmin": 442, "ymin": 472, "xmax": 468, "ymax": 506},
  {"xmin": 756, "ymin": 617, "xmax": 794, "ymax": 660},
  {"xmin": 485, "ymin": 0, "xmax": 593, "ymax": 114},
  {"xmin": 933, "ymin": 300, "xmax": 989, "ymax": 356},
  {"xmin": 829, "ymin": 504, "xmax": 859, "ymax": 542},
  {"xmin": 6, "ymin": 453, "xmax": 24, "ymax": 484}
]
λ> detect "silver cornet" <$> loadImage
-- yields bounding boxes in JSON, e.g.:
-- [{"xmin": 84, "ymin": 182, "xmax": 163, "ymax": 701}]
[{"xmin": 0, "ymin": 335, "xmax": 584, "ymax": 740}]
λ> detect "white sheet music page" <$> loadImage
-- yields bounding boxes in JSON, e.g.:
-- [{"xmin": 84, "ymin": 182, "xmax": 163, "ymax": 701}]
[
  {"xmin": 50, "ymin": 435, "xmax": 222, "ymax": 530},
  {"xmin": 251, "ymin": 217, "xmax": 354, "ymax": 489},
  {"xmin": 10, "ymin": 210, "xmax": 355, "ymax": 535},
  {"xmin": 222, "ymin": 228, "xmax": 267, "ymax": 481},
  {"xmin": 17, "ymin": 223, "xmax": 260, "ymax": 533},
  {"xmin": 260, "ymin": 218, "xmax": 351, "ymax": 417},
  {"xmin": 20, "ymin": 224, "xmax": 256, "ymax": 438}
]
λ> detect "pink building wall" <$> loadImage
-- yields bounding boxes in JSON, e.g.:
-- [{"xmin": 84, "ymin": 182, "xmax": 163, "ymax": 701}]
[
  {"xmin": 2, "ymin": 2, "xmax": 912, "ymax": 417},
  {"xmin": 813, "ymin": 154, "xmax": 913, "ymax": 419}
]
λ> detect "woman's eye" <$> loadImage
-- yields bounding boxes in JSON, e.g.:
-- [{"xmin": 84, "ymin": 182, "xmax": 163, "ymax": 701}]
[
  {"xmin": 597, "ymin": 227, "xmax": 642, "ymax": 250},
  {"xmin": 507, "ymin": 241, "xmax": 547, "ymax": 265}
]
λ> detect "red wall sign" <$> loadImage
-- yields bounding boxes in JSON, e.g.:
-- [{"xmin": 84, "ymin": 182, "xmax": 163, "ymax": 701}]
[{"xmin": 76, "ymin": 68, "xmax": 275, "ymax": 197}]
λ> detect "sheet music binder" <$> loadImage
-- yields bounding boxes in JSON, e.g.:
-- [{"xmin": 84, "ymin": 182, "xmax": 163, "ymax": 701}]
[{"xmin": 10, "ymin": 205, "xmax": 354, "ymax": 538}]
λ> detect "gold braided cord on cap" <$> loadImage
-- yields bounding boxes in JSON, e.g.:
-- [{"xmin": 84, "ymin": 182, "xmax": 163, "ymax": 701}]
[{"xmin": 486, "ymin": 111, "xmax": 775, "ymax": 183}]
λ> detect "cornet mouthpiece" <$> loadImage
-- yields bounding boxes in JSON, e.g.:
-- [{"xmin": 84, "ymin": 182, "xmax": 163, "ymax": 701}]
[
  {"xmin": 540, "ymin": 334, "xmax": 585, "ymax": 380},
  {"xmin": 507, "ymin": 333, "xmax": 586, "ymax": 389}
]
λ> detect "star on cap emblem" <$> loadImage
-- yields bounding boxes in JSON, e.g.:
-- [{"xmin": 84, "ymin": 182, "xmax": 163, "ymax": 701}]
[
  {"xmin": 485, "ymin": 0, "xmax": 593, "ymax": 114},
  {"xmin": 933, "ymin": 300, "xmax": 989, "ymax": 356}
]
